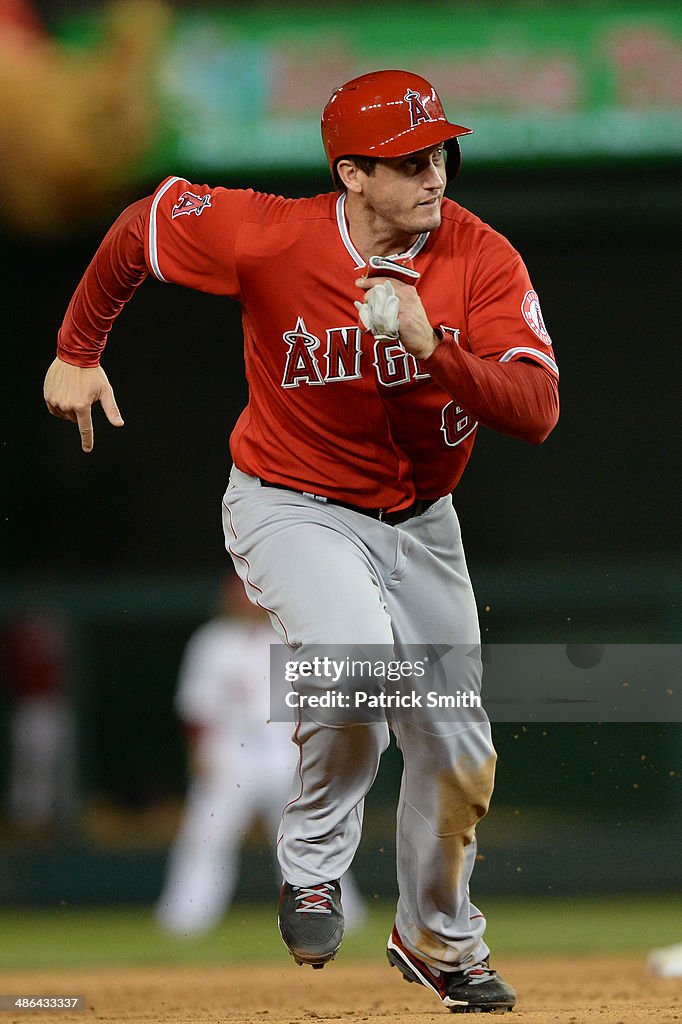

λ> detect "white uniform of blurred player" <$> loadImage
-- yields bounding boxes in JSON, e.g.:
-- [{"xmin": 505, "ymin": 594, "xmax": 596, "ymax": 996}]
[{"xmin": 156, "ymin": 576, "xmax": 366, "ymax": 936}]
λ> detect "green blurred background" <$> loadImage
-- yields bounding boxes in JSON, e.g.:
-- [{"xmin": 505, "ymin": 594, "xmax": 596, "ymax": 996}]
[{"xmin": 0, "ymin": 0, "xmax": 679, "ymax": 947}]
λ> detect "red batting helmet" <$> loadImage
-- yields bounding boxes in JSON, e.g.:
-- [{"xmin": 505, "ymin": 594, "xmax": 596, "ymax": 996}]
[{"xmin": 321, "ymin": 70, "xmax": 472, "ymax": 180}]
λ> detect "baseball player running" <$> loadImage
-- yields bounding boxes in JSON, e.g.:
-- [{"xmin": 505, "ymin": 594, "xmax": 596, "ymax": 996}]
[{"xmin": 44, "ymin": 70, "xmax": 559, "ymax": 1013}]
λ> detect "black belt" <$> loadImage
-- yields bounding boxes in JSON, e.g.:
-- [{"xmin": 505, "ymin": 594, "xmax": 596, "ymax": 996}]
[{"xmin": 260, "ymin": 480, "xmax": 439, "ymax": 526}]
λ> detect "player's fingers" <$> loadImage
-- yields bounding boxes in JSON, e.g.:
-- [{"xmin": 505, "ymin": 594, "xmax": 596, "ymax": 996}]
[
  {"xmin": 355, "ymin": 276, "xmax": 408, "ymax": 293},
  {"xmin": 46, "ymin": 402, "xmax": 79, "ymax": 425},
  {"xmin": 100, "ymin": 384, "xmax": 125, "ymax": 428},
  {"xmin": 75, "ymin": 405, "xmax": 95, "ymax": 453},
  {"xmin": 355, "ymin": 276, "xmax": 386, "ymax": 291},
  {"xmin": 45, "ymin": 401, "xmax": 70, "ymax": 421}
]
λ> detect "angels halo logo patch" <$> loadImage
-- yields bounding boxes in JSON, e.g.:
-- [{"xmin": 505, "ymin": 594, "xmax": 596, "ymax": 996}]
[
  {"xmin": 521, "ymin": 290, "xmax": 551, "ymax": 345},
  {"xmin": 172, "ymin": 191, "xmax": 212, "ymax": 219}
]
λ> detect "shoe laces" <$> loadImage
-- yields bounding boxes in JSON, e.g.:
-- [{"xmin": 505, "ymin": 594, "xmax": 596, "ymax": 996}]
[
  {"xmin": 461, "ymin": 962, "xmax": 497, "ymax": 986},
  {"xmin": 293, "ymin": 883, "xmax": 334, "ymax": 914}
]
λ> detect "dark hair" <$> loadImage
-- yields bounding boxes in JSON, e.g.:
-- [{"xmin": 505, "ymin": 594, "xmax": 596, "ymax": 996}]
[{"xmin": 333, "ymin": 155, "xmax": 377, "ymax": 191}]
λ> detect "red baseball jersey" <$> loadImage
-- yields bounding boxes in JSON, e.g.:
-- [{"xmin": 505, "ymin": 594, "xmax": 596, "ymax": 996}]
[{"xmin": 144, "ymin": 177, "xmax": 558, "ymax": 510}]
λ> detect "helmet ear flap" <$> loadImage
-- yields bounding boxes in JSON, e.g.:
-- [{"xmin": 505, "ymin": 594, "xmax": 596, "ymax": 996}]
[{"xmin": 444, "ymin": 137, "xmax": 462, "ymax": 182}]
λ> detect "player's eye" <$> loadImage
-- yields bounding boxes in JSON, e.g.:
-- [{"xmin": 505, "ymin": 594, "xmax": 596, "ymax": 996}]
[{"xmin": 400, "ymin": 148, "xmax": 444, "ymax": 175}]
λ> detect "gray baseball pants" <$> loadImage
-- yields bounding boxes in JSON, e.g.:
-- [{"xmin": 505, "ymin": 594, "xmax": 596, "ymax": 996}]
[{"xmin": 222, "ymin": 466, "xmax": 496, "ymax": 970}]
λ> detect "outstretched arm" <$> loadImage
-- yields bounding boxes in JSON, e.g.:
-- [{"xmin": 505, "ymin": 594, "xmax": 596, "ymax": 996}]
[{"xmin": 43, "ymin": 196, "xmax": 150, "ymax": 451}]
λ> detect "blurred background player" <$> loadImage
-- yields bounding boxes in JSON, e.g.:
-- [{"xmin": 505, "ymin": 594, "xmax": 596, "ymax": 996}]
[
  {"xmin": 1, "ymin": 602, "xmax": 76, "ymax": 834},
  {"xmin": 647, "ymin": 943, "xmax": 682, "ymax": 979},
  {"xmin": 155, "ymin": 572, "xmax": 366, "ymax": 937}
]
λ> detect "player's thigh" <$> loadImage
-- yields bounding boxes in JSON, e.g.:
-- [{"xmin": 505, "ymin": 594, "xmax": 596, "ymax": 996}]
[
  {"xmin": 389, "ymin": 498, "xmax": 480, "ymax": 645},
  {"xmin": 223, "ymin": 476, "xmax": 392, "ymax": 647}
]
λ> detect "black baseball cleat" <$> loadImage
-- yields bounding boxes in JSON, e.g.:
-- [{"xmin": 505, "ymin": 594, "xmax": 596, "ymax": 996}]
[
  {"xmin": 278, "ymin": 880, "xmax": 345, "ymax": 968},
  {"xmin": 387, "ymin": 926, "xmax": 516, "ymax": 1013}
]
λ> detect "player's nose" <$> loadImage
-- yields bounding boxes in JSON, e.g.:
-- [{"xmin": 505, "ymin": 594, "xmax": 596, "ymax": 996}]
[{"xmin": 423, "ymin": 160, "xmax": 445, "ymax": 189}]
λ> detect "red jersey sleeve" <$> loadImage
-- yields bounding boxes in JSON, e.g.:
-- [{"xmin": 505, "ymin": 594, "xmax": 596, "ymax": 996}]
[
  {"xmin": 57, "ymin": 197, "xmax": 149, "ymax": 367},
  {"xmin": 424, "ymin": 346, "xmax": 559, "ymax": 445},
  {"xmin": 466, "ymin": 234, "xmax": 559, "ymax": 379},
  {"xmin": 418, "ymin": 216, "xmax": 559, "ymax": 445},
  {"xmin": 145, "ymin": 176, "xmax": 267, "ymax": 298}
]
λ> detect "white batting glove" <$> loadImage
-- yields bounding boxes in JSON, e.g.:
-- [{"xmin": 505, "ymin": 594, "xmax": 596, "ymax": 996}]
[{"xmin": 354, "ymin": 281, "xmax": 400, "ymax": 341}]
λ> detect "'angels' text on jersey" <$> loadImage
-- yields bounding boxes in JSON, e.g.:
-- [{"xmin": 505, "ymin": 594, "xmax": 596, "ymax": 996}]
[{"xmin": 280, "ymin": 318, "xmax": 461, "ymax": 390}]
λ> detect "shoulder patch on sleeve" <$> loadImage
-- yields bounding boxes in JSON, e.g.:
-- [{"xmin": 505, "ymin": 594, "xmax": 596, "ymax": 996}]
[
  {"xmin": 171, "ymin": 191, "xmax": 212, "ymax": 219},
  {"xmin": 521, "ymin": 289, "xmax": 552, "ymax": 345}
]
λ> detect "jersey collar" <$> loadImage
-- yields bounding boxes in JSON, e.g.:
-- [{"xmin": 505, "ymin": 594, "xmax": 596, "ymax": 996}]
[{"xmin": 335, "ymin": 193, "xmax": 429, "ymax": 269}]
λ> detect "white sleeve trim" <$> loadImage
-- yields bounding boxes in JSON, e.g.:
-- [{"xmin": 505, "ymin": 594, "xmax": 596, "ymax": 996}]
[
  {"xmin": 148, "ymin": 176, "xmax": 189, "ymax": 282},
  {"xmin": 499, "ymin": 346, "xmax": 559, "ymax": 376}
]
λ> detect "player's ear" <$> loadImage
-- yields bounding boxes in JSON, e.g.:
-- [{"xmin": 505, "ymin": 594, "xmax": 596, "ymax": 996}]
[{"xmin": 336, "ymin": 159, "xmax": 364, "ymax": 194}]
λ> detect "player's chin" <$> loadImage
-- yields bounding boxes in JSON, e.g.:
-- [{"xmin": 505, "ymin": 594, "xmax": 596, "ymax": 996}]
[{"xmin": 415, "ymin": 199, "xmax": 442, "ymax": 230}]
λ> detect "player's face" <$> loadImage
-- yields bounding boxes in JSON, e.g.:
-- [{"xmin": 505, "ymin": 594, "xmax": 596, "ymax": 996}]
[{"xmin": 358, "ymin": 144, "xmax": 446, "ymax": 244}]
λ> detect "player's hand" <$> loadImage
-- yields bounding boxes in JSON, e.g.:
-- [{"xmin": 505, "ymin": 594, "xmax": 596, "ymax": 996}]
[
  {"xmin": 355, "ymin": 277, "xmax": 441, "ymax": 360},
  {"xmin": 354, "ymin": 281, "xmax": 400, "ymax": 340},
  {"xmin": 43, "ymin": 357, "xmax": 124, "ymax": 453}
]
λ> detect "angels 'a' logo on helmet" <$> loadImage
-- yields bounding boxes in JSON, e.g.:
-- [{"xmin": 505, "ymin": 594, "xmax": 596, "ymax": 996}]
[{"xmin": 404, "ymin": 89, "xmax": 433, "ymax": 128}]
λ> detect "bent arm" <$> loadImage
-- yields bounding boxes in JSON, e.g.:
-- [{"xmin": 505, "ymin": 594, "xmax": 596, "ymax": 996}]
[
  {"xmin": 44, "ymin": 196, "xmax": 151, "ymax": 450},
  {"xmin": 424, "ymin": 338, "xmax": 559, "ymax": 445},
  {"xmin": 356, "ymin": 275, "xmax": 559, "ymax": 445}
]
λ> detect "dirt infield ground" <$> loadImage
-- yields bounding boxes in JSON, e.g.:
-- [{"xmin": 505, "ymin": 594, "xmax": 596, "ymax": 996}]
[{"xmin": 1, "ymin": 956, "xmax": 681, "ymax": 1024}]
